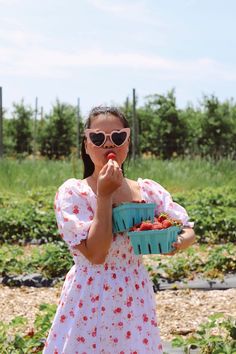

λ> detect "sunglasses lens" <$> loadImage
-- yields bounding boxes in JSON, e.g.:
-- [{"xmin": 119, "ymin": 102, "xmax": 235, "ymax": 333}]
[
  {"xmin": 112, "ymin": 131, "xmax": 127, "ymax": 146},
  {"xmin": 89, "ymin": 132, "xmax": 105, "ymax": 146}
]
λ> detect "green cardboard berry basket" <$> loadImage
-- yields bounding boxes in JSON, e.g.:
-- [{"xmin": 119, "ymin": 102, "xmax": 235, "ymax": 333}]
[
  {"xmin": 127, "ymin": 226, "xmax": 181, "ymax": 255},
  {"xmin": 112, "ymin": 202, "xmax": 156, "ymax": 233}
]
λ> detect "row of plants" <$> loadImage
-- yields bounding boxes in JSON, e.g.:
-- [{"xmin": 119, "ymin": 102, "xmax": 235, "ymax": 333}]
[
  {"xmin": 1, "ymin": 243, "xmax": 235, "ymax": 283},
  {"xmin": 1, "ymin": 307, "xmax": 235, "ymax": 353},
  {"xmin": 3, "ymin": 92, "xmax": 236, "ymax": 160},
  {"xmin": 147, "ymin": 243, "xmax": 236, "ymax": 283},
  {"xmin": 0, "ymin": 186, "xmax": 235, "ymax": 245}
]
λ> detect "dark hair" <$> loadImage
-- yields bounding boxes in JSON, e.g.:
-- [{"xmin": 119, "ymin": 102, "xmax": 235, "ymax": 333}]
[{"xmin": 81, "ymin": 106, "xmax": 130, "ymax": 178}]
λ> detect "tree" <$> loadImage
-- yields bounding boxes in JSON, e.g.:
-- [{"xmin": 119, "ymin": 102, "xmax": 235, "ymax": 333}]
[
  {"xmin": 198, "ymin": 95, "xmax": 235, "ymax": 159},
  {"xmin": 142, "ymin": 90, "xmax": 188, "ymax": 158},
  {"xmin": 179, "ymin": 104, "xmax": 203, "ymax": 157},
  {"xmin": 3, "ymin": 117, "xmax": 15, "ymax": 155},
  {"xmin": 12, "ymin": 101, "xmax": 33, "ymax": 155},
  {"xmin": 38, "ymin": 100, "xmax": 78, "ymax": 159}
]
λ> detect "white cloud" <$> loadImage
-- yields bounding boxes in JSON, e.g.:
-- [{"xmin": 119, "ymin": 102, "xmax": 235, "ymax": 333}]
[
  {"xmin": 0, "ymin": 29, "xmax": 44, "ymax": 47},
  {"xmin": 0, "ymin": 0, "xmax": 19, "ymax": 3},
  {"xmin": 0, "ymin": 42, "xmax": 235, "ymax": 82},
  {"xmin": 86, "ymin": 0, "xmax": 164, "ymax": 27}
]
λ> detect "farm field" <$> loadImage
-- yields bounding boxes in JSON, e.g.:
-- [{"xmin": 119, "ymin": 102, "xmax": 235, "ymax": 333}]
[
  {"xmin": 0, "ymin": 156, "xmax": 236, "ymax": 195},
  {"xmin": 0, "ymin": 157, "xmax": 236, "ymax": 352}
]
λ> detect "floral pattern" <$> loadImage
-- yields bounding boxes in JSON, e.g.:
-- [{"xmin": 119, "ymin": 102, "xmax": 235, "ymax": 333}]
[{"xmin": 43, "ymin": 178, "xmax": 192, "ymax": 354}]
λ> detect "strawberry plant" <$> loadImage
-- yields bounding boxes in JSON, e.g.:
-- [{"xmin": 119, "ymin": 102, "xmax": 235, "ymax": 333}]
[
  {"xmin": 172, "ymin": 313, "xmax": 236, "ymax": 353},
  {"xmin": 1, "ymin": 186, "xmax": 236, "ymax": 244},
  {"xmin": 145, "ymin": 244, "xmax": 236, "ymax": 282},
  {"xmin": 0, "ymin": 304, "xmax": 56, "ymax": 353}
]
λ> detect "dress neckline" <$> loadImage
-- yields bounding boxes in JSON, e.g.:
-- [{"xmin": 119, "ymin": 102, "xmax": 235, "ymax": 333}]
[{"xmin": 79, "ymin": 177, "xmax": 145, "ymax": 204}]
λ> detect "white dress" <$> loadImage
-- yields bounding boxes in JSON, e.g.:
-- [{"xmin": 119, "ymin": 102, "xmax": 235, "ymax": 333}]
[{"xmin": 43, "ymin": 178, "xmax": 192, "ymax": 354}]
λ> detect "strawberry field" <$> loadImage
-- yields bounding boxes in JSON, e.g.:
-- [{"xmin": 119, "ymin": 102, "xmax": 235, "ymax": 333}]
[{"xmin": 0, "ymin": 157, "xmax": 236, "ymax": 353}]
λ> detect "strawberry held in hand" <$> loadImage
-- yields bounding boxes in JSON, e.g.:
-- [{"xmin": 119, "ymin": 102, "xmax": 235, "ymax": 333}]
[{"xmin": 107, "ymin": 152, "xmax": 116, "ymax": 160}]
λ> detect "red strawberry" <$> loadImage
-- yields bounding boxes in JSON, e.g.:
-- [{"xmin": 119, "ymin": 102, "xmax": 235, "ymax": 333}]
[
  {"xmin": 162, "ymin": 219, "xmax": 172, "ymax": 229},
  {"xmin": 139, "ymin": 222, "xmax": 153, "ymax": 231},
  {"xmin": 107, "ymin": 152, "xmax": 116, "ymax": 160},
  {"xmin": 129, "ymin": 225, "xmax": 139, "ymax": 231},
  {"xmin": 157, "ymin": 213, "xmax": 168, "ymax": 223},
  {"xmin": 152, "ymin": 222, "xmax": 163, "ymax": 230}
]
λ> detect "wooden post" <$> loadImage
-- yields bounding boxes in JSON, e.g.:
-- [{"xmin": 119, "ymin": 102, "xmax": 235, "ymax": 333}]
[
  {"xmin": 40, "ymin": 106, "xmax": 44, "ymax": 120},
  {"xmin": 132, "ymin": 88, "xmax": 137, "ymax": 160},
  {"xmin": 33, "ymin": 97, "xmax": 38, "ymax": 157},
  {"xmin": 0, "ymin": 87, "xmax": 3, "ymax": 157},
  {"xmin": 135, "ymin": 92, "xmax": 139, "ymax": 157},
  {"xmin": 125, "ymin": 96, "xmax": 129, "ymax": 116},
  {"xmin": 77, "ymin": 97, "xmax": 81, "ymax": 158}
]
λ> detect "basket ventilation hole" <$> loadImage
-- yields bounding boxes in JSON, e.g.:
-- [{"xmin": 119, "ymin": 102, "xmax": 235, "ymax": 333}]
[
  {"xmin": 122, "ymin": 219, "xmax": 126, "ymax": 229},
  {"xmin": 138, "ymin": 245, "xmax": 142, "ymax": 254},
  {"xmin": 148, "ymin": 243, "xmax": 152, "ymax": 253},
  {"xmin": 158, "ymin": 243, "xmax": 162, "ymax": 253}
]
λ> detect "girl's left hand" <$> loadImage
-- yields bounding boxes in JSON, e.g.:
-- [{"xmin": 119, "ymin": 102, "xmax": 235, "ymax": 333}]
[{"xmin": 165, "ymin": 227, "xmax": 196, "ymax": 256}]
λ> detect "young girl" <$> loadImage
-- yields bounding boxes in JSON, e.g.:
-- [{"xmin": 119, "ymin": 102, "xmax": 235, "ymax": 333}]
[{"xmin": 43, "ymin": 106, "xmax": 195, "ymax": 354}]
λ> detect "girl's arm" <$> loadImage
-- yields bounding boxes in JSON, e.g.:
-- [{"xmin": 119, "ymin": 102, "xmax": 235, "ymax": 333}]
[{"xmin": 74, "ymin": 160, "xmax": 123, "ymax": 265}]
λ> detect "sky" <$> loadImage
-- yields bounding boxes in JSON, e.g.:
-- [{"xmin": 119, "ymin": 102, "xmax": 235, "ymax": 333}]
[{"xmin": 1, "ymin": 0, "xmax": 236, "ymax": 117}]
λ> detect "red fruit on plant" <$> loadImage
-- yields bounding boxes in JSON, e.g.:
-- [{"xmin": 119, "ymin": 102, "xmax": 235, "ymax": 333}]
[
  {"xmin": 107, "ymin": 152, "xmax": 116, "ymax": 160},
  {"xmin": 162, "ymin": 219, "xmax": 172, "ymax": 229},
  {"xmin": 26, "ymin": 328, "xmax": 35, "ymax": 337},
  {"xmin": 139, "ymin": 222, "xmax": 153, "ymax": 231}
]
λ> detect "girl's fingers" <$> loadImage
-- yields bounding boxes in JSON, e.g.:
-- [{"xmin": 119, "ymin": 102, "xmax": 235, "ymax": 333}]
[
  {"xmin": 100, "ymin": 162, "xmax": 110, "ymax": 174},
  {"xmin": 104, "ymin": 162, "xmax": 115, "ymax": 178}
]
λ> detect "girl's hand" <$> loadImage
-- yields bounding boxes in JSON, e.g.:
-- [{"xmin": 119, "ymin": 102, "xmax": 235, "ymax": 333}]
[
  {"xmin": 164, "ymin": 227, "xmax": 196, "ymax": 256},
  {"xmin": 97, "ymin": 159, "xmax": 123, "ymax": 197}
]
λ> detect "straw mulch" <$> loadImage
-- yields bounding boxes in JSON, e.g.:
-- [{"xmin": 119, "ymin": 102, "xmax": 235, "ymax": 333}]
[{"xmin": 0, "ymin": 284, "xmax": 235, "ymax": 341}]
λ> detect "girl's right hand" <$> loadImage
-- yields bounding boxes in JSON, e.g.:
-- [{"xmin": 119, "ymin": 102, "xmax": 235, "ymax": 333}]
[{"xmin": 97, "ymin": 159, "xmax": 123, "ymax": 197}]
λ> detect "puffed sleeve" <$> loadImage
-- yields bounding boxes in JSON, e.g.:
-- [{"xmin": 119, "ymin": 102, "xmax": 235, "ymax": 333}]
[
  {"xmin": 138, "ymin": 178, "xmax": 194, "ymax": 227},
  {"xmin": 54, "ymin": 178, "xmax": 94, "ymax": 250}
]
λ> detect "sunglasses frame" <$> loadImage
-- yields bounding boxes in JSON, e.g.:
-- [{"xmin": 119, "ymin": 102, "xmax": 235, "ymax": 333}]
[{"xmin": 85, "ymin": 128, "xmax": 130, "ymax": 147}]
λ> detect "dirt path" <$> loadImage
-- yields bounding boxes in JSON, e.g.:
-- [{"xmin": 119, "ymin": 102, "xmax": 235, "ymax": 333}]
[{"xmin": 0, "ymin": 284, "xmax": 235, "ymax": 341}]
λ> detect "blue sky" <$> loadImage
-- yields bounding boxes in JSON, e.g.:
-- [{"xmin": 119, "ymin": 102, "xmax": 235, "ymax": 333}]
[{"xmin": 1, "ymin": 0, "xmax": 236, "ymax": 117}]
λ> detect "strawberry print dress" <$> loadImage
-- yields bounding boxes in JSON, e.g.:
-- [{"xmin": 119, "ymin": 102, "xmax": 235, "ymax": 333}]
[{"xmin": 43, "ymin": 178, "xmax": 193, "ymax": 354}]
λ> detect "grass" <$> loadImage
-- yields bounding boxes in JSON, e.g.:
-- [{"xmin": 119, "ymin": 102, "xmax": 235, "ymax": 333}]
[
  {"xmin": 126, "ymin": 156, "xmax": 236, "ymax": 193},
  {"xmin": 0, "ymin": 156, "xmax": 235, "ymax": 196}
]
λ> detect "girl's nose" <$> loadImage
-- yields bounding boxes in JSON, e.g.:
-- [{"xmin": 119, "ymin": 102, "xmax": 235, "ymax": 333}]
[{"xmin": 103, "ymin": 136, "xmax": 115, "ymax": 148}]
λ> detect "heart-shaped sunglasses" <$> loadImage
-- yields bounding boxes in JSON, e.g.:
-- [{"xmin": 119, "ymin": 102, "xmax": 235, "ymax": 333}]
[{"xmin": 85, "ymin": 128, "xmax": 130, "ymax": 147}]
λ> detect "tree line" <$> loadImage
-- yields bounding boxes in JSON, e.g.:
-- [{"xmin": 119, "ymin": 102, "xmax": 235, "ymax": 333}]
[{"xmin": 2, "ymin": 90, "xmax": 236, "ymax": 160}]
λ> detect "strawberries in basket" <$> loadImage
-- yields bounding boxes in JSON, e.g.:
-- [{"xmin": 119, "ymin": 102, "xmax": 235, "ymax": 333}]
[{"xmin": 129, "ymin": 213, "xmax": 183, "ymax": 232}]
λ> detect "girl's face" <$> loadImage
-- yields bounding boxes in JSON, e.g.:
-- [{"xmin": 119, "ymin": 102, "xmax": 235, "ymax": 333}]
[{"xmin": 85, "ymin": 114, "xmax": 130, "ymax": 171}]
